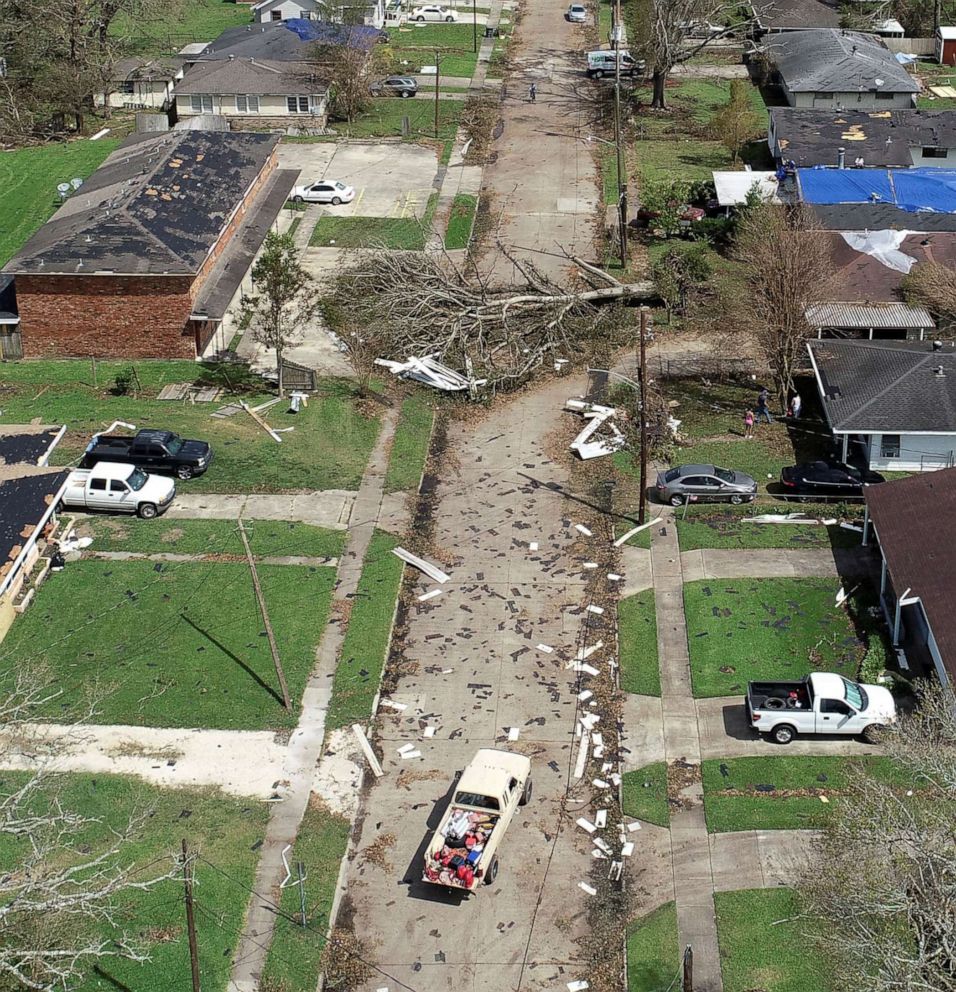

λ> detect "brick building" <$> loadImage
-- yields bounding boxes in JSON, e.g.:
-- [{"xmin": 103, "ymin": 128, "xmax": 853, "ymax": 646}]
[{"xmin": 3, "ymin": 130, "xmax": 297, "ymax": 360}]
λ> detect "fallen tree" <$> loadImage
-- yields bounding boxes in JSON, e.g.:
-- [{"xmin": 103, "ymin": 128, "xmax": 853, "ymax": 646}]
[{"xmin": 322, "ymin": 245, "xmax": 655, "ymax": 392}]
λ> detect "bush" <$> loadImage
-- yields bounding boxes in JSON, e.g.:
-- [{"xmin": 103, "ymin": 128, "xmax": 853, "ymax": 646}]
[
  {"xmin": 858, "ymin": 636, "xmax": 888, "ymax": 685},
  {"xmin": 111, "ymin": 366, "xmax": 136, "ymax": 396},
  {"xmin": 687, "ymin": 216, "xmax": 735, "ymax": 245}
]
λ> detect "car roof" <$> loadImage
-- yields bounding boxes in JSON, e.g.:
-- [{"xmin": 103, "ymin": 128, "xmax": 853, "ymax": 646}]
[
  {"xmin": 457, "ymin": 748, "xmax": 531, "ymax": 794},
  {"xmin": 677, "ymin": 464, "xmax": 717, "ymax": 476},
  {"xmin": 84, "ymin": 461, "xmax": 140, "ymax": 478}
]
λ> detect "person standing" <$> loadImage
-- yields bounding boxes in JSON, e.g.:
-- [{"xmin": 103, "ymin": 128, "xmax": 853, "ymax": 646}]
[
  {"xmin": 743, "ymin": 409, "xmax": 755, "ymax": 439},
  {"xmin": 528, "ymin": 82, "xmax": 537, "ymax": 103},
  {"xmin": 756, "ymin": 388, "xmax": 772, "ymax": 425},
  {"xmin": 790, "ymin": 392, "xmax": 802, "ymax": 419}
]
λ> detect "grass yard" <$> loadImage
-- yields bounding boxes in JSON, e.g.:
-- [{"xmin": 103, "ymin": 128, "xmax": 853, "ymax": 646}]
[
  {"xmin": 0, "ymin": 140, "xmax": 120, "ymax": 265},
  {"xmin": 0, "ymin": 771, "xmax": 268, "ymax": 992},
  {"xmin": 327, "ymin": 530, "xmax": 405, "ymax": 730},
  {"xmin": 310, "ymin": 193, "xmax": 438, "ymax": 250},
  {"xmin": 627, "ymin": 902, "xmax": 680, "ymax": 992},
  {"xmin": 622, "ymin": 763, "xmax": 669, "ymax": 827},
  {"xmin": 80, "ymin": 517, "xmax": 347, "ymax": 560},
  {"xmin": 113, "ymin": 0, "xmax": 251, "ymax": 55},
  {"xmin": 636, "ymin": 138, "xmax": 733, "ymax": 185},
  {"xmin": 619, "ymin": 593, "xmax": 660, "ymax": 695},
  {"xmin": 683, "ymin": 577, "xmax": 865, "ymax": 697},
  {"xmin": 0, "ymin": 362, "xmax": 381, "ymax": 494},
  {"xmin": 2, "ymin": 559, "xmax": 335, "ymax": 730},
  {"xmin": 259, "ymin": 795, "xmax": 350, "ymax": 992},
  {"xmin": 671, "ymin": 437, "xmax": 795, "ymax": 493},
  {"xmin": 602, "ymin": 146, "xmax": 620, "ymax": 205},
  {"xmin": 327, "ymin": 97, "xmax": 464, "ymax": 138},
  {"xmin": 701, "ymin": 755, "xmax": 908, "ymax": 832},
  {"xmin": 676, "ymin": 505, "xmax": 862, "ymax": 552},
  {"xmin": 444, "ymin": 193, "xmax": 478, "ymax": 249},
  {"xmin": 384, "ymin": 394, "xmax": 434, "ymax": 493},
  {"xmin": 716, "ymin": 888, "xmax": 830, "ymax": 992},
  {"xmin": 610, "ymin": 514, "xmax": 653, "ymax": 548}
]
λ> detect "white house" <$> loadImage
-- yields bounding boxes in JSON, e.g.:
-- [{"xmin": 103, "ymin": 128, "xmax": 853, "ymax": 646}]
[
  {"xmin": 807, "ymin": 338, "xmax": 956, "ymax": 472},
  {"xmin": 252, "ymin": 0, "xmax": 385, "ymax": 28},
  {"xmin": 97, "ymin": 57, "xmax": 184, "ymax": 111},
  {"xmin": 175, "ymin": 58, "xmax": 329, "ymax": 130}
]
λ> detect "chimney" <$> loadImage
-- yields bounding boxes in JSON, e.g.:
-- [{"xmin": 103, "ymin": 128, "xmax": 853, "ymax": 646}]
[
  {"xmin": 933, "ymin": 339, "xmax": 944, "ymax": 351},
  {"xmin": 838, "ymin": 146, "xmax": 846, "ymax": 168}
]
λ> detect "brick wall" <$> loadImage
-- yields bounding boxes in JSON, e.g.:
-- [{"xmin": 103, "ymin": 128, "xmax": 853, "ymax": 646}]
[{"xmin": 16, "ymin": 274, "xmax": 196, "ymax": 359}]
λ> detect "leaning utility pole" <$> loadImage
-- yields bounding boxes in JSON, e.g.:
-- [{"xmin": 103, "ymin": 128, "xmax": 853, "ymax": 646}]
[
  {"xmin": 612, "ymin": 0, "xmax": 628, "ymax": 263},
  {"xmin": 182, "ymin": 839, "xmax": 201, "ymax": 992},
  {"xmin": 237, "ymin": 517, "xmax": 291, "ymax": 710},
  {"xmin": 637, "ymin": 307, "xmax": 648, "ymax": 525}
]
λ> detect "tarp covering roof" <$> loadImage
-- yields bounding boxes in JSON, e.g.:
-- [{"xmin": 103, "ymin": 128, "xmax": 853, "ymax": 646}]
[
  {"xmin": 798, "ymin": 167, "xmax": 956, "ymax": 212},
  {"xmin": 712, "ymin": 171, "xmax": 781, "ymax": 205}
]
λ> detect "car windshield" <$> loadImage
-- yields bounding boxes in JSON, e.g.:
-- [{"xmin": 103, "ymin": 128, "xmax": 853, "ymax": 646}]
[
  {"xmin": 455, "ymin": 791, "xmax": 499, "ymax": 810},
  {"xmin": 127, "ymin": 468, "xmax": 149, "ymax": 491},
  {"xmin": 713, "ymin": 466, "xmax": 735, "ymax": 484},
  {"xmin": 334, "ymin": 182, "xmax": 346, "ymax": 189},
  {"xmin": 664, "ymin": 468, "xmax": 680, "ymax": 482},
  {"xmin": 842, "ymin": 677, "xmax": 867, "ymax": 710},
  {"xmin": 166, "ymin": 437, "xmax": 183, "ymax": 455}
]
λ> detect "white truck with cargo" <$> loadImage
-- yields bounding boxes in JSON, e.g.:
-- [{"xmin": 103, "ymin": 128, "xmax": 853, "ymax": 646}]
[
  {"xmin": 422, "ymin": 748, "xmax": 532, "ymax": 892},
  {"xmin": 746, "ymin": 672, "xmax": 897, "ymax": 745},
  {"xmin": 61, "ymin": 462, "xmax": 176, "ymax": 519}
]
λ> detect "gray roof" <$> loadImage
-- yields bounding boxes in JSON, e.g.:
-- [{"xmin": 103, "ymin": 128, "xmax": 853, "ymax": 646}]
[
  {"xmin": 113, "ymin": 56, "xmax": 184, "ymax": 82},
  {"xmin": 810, "ymin": 202, "xmax": 956, "ymax": 231},
  {"xmin": 4, "ymin": 131, "xmax": 279, "ymax": 277},
  {"xmin": 770, "ymin": 108, "xmax": 956, "ymax": 167},
  {"xmin": 807, "ymin": 339, "xmax": 956, "ymax": 432},
  {"xmin": 176, "ymin": 58, "xmax": 328, "ymax": 96},
  {"xmin": 805, "ymin": 302, "xmax": 935, "ymax": 329},
  {"xmin": 766, "ymin": 29, "xmax": 919, "ymax": 94},
  {"xmin": 194, "ymin": 20, "xmax": 382, "ymax": 62},
  {"xmin": 753, "ymin": 0, "xmax": 841, "ymax": 32}
]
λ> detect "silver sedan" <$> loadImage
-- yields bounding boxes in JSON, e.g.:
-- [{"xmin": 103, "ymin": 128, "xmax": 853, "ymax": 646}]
[{"xmin": 655, "ymin": 464, "xmax": 757, "ymax": 506}]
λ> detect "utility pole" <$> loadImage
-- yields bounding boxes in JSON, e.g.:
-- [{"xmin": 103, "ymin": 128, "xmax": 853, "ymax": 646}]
[
  {"xmin": 182, "ymin": 839, "xmax": 201, "ymax": 992},
  {"xmin": 297, "ymin": 861, "xmax": 307, "ymax": 926},
  {"xmin": 682, "ymin": 945, "xmax": 694, "ymax": 992},
  {"xmin": 237, "ymin": 517, "xmax": 291, "ymax": 710},
  {"xmin": 612, "ymin": 0, "xmax": 628, "ymax": 264},
  {"xmin": 637, "ymin": 307, "xmax": 648, "ymax": 526},
  {"xmin": 473, "ymin": 0, "xmax": 478, "ymax": 53},
  {"xmin": 434, "ymin": 48, "xmax": 441, "ymax": 138}
]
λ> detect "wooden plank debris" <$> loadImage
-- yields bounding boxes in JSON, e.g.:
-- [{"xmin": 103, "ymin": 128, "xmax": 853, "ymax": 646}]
[
  {"xmin": 393, "ymin": 547, "xmax": 450, "ymax": 583},
  {"xmin": 352, "ymin": 724, "xmax": 384, "ymax": 777}
]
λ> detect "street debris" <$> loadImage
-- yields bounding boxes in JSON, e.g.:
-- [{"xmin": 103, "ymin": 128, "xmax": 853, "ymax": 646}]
[
  {"xmin": 380, "ymin": 699, "xmax": 407, "ymax": 712},
  {"xmin": 529, "ymin": 541, "xmax": 539, "ymax": 551},
  {"xmin": 240, "ymin": 400, "xmax": 284, "ymax": 443},
  {"xmin": 507, "ymin": 727, "xmax": 520, "ymax": 741},
  {"xmin": 578, "ymin": 881, "xmax": 597, "ymax": 896},
  {"xmin": 393, "ymin": 547, "xmax": 450, "ymax": 583},
  {"xmin": 586, "ymin": 604, "xmax": 605, "ymax": 615},
  {"xmin": 613, "ymin": 520, "xmax": 653, "ymax": 546},
  {"xmin": 577, "ymin": 817, "xmax": 597, "ymax": 833},
  {"xmin": 575, "ymin": 523, "xmax": 594, "ymax": 536},
  {"xmin": 566, "ymin": 400, "xmax": 625, "ymax": 460},
  {"xmin": 418, "ymin": 589, "xmax": 443, "ymax": 602},
  {"xmin": 375, "ymin": 355, "xmax": 484, "ymax": 393},
  {"xmin": 536, "ymin": 643, "xmax": 554, "ymax": 654},
  {"xmin": 352, "ymin": 724, "xmax": 384, "ymax": 778}
]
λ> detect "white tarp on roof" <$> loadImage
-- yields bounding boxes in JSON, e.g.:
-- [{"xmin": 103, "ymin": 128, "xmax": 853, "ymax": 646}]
[
  {"xmin": 840, "ymin": 229, "xmax": 916, "ymax": 273},
  {"xmin": 711, "ymin": 171, "xmax": 780, "ymax": 206}
]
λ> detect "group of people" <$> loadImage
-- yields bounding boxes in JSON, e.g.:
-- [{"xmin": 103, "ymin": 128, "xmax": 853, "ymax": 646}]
[{"xmin": 743, "ymin": 388, "xmax": 801, "ymax": 439}]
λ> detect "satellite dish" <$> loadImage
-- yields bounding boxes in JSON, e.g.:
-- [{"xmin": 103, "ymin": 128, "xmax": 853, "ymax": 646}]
[{"xmin": 70, "ymin": 177, "xmax": 83, "ymax": 190}]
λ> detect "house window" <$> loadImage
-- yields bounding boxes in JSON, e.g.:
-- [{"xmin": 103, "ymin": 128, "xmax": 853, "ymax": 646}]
[
  {"xmin": 881, "ymin": 434, "xmax": 901, "ymax": 458},
  {"xmin": 270, "ymin": 9, "xmax": 282, "ymax": 18},
  {"xmin": 120, "ymin": 80, "xmax": 135, "ymax": 94},
  {"xmin": 235, "ymin": 94, "xmax": 260, "ymax": 113},
  {"xmin": 874, "ymin": 91, "xmax": 896, "ymax": 101},
  {"xmin": 190, "ymin": 94, "xmax": 213, "ymax": 112},
  {"xmin": 813, "ymin": 92, "xmax": 832, "ymax": 101},
  {"xmin": 922, "ymin": 146, "xmax": 948, "ymax": 158},
  {"xmin": 287, "ymin": 95, "xmax": 310, "ymax": 113}
]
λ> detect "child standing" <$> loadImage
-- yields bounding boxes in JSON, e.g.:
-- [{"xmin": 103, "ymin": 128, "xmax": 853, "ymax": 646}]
[{"xmin": 744, "ymin": 409, "xmax": 755, "ymax": 438}]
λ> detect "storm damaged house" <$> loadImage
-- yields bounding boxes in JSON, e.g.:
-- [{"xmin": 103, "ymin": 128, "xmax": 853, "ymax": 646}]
[{"xmin": 1, "ymin": 130, "xmax": 296, "ymax": 360}]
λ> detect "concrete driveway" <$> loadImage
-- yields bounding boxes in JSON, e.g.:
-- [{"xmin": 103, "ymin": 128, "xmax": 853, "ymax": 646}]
[{"xmin": 277, "ymin": 141, "xmax": 440, "ymax": 218}]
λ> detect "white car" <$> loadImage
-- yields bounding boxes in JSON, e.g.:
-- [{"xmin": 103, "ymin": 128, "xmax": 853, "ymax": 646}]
[
  {"xmin": 412, "ymin": 4, "xmax": 458, "ymax": 20},
  {"xmin": 291, "ymin": 179, "xmax": 356, "ymax": 205},
  {"xmin": 63, "ymin": 463, "xmax": 175, "ymax": 519},
  {"xmin": 567, "ymin": 3, "xmax": 586, "ymax": 21}
]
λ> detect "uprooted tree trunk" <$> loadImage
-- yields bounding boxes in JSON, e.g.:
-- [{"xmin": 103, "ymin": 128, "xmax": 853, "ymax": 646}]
[{"xmin": 322, "ymin": 244, "xmax": 655, "ymax": 393}]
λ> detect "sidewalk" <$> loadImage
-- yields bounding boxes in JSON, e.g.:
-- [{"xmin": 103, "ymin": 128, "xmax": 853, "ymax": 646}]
[
  {"xmin": 680, "ymin": 545, "xmax": 874, "ymax": 581},
  {"xmin": 228, "ymin": 404, "xmax": 400, "ymax": 992},
  {"xmin": 167, "ymin": 490, "xmax": 355, "ymax": 529}
]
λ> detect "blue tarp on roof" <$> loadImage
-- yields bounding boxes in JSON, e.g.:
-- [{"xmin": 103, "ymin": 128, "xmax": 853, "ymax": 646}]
[
  {"xmin": 797, "ymin": 167, "xmax": 956, "ymax": 213},
  {"xmin": 281, "ymin": 18, "xmax": 382, "ymax": 50}
]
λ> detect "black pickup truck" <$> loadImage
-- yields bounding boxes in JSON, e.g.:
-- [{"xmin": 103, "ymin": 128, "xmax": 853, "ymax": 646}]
[{"xmin": 81, "ymin": 429, "xmax": 213, "ymax": 480}]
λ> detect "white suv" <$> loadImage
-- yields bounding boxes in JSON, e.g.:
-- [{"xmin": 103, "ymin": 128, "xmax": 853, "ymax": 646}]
[{"xmin": 412, "ymin": 4, "xmax": 458, "ymax": 20}]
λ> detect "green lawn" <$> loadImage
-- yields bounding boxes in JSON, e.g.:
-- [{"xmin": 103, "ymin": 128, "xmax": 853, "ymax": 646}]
[
  {"xmin": 80, "ymin": 517, "xmax": 346, "ymax": 559},
  {"xmin": 114, "ymin": 0, "xmax": 251, "ymax": 55},
  {"xmin": 627, "ymin": 902, "xmax": 679, "ymax": 992},
  {"xmin": 683, "ymin": 577, "xmax": 865, "ymax": 697},
  {"xmin": 0, "ymin": 140, "xmax": 120, "ymax": 265},
  {"xmin": 602, "ymin": 146, "xmax": 620, "ymax": 206},
  {"xmin": 701, "ymin": 755, "xmax": 907, "ymax": 832},
  {"xmin": 326, "ymin": 97, "xmax": 464, "ymax": 139},
  {"xmin": 327, "ymin": 530, "xmax": 405, "ymax": 730},
  {"xmin": 619, "ymin": 593, "xmax": 659, "ymax": 695},
  {"xmin": 611, "ymin": 515, "xmax": 653, "ymax": 548},
  {"xmin": 2, "ymin": 559, "xmax": 335, "ymax": 730},
  {"xmin": 671, "ymin": 437, "xmax": 793, "ymax": 493},
  {"xmin": 388, "ymin": 21, "xmax": 489, "ymax": 77},
  {"xmin": 260, "ymin": 796, "xmax": 350, "ymax": 991},
  {"xmin": 622, "ymin": 763, "xmax": 669, "ymax": 827},
  {"xmin": 311, "ymin": 214, "xmax": 428, "ymax": 249},
  {"xmin": 0, "ymin": 771, "xmax": 268, "ymax": 992},
  {"xmin": 384, "ymin": 394, "xmax": 434, "ymax": 493},
  {"xmin": 676, "ymin": 506, "xmax": 862, "ymax": 552},
  {"xmin": 716, "ymin": 888, "xmax": 829, "ymax": 992},
  {"xmin": 637, "ymin": 138, "xmax": 734, "ymax": 185},
  {"xmin": 0, "ymin": 362, "xmax": 381, "ymax": 493},
  {"xmin": 444, "ymin": 193, "xmax": 478, "ymax": 249}
]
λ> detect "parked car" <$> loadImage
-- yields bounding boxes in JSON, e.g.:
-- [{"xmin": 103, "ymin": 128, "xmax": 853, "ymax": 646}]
[
  {"xmin": 585, "ymin": 50, "xmax": 644, "ymax": 78},
  {"xmin": 747, "ymin": 672, "xmax": 896, "ymax": 745},
  {"xmin": 656, "ymin": 463, "xmax": 757, "ymax": 506},
  {"xmin": 422, "ymin": 748, "xmax": 532, "ymax": 893},
  {"xmin": 370, "ymin": 75, "xmax": 418, "ymax": 97},
  {"xmin": 62, "ymin": 463, "xmax": 175, "ymax": 519},
  {"xmin": 291, "ymin": 179, "xmax": 356, "ymax": 205},
  {"xmin": 82, "ymin": 428, "xmax": 212, "ymax": 480},
  {"xmin": 779, "ymin": 461, "xmax": 884, "ymax": 501},
  {"xmin": 412, "ymin": 3, "xmax": 457, "ymax": 19},
  {"xmin": 567, "ymin": 3, "xmax": 587, "ymax": 21}
]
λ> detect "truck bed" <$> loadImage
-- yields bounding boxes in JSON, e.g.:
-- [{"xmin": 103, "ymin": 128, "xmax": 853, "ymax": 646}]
[
  {"xmin": 423, "ymin": 806, "xmax": 500, "ymax": 890},
  {"xmin": 747, "ymin": 680, "xmax": 810, "ymax": 711}
]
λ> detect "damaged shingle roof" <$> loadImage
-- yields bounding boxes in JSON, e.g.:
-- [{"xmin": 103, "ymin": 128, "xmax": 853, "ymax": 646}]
[
  {"xmin": 176, "ymin": 58, "xmax": 328, "ymax": 96},
  {"xmin": 3, "ymin": 130, "xmax": 279, "ymax": 276},
  {"xmin": 766, "ymin": 29, "xmax": 919, "ymax": 94},
  {"xmin": 808, "ymin": 339, "xmax": 956, "ymax": 432},
  {"xmin": 753, "ymin": 0, "xmax": 841, "ymax": 31},
  {"xmin": 196, "ymin": 19, "xmax": 383, "ymax": 61}
]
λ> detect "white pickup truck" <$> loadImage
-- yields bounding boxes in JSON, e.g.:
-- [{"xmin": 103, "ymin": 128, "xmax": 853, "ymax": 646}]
[
  {"xmin": 747, "ymin": 672, "xmax": 897, "ymax": 745},
  {"xmin": 422, "ymin": 749, "xmax": 532, "ymax": 892},
  {"xmin": 62, "ymin": 462, "xmax": 176, "ymax": 519}
]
